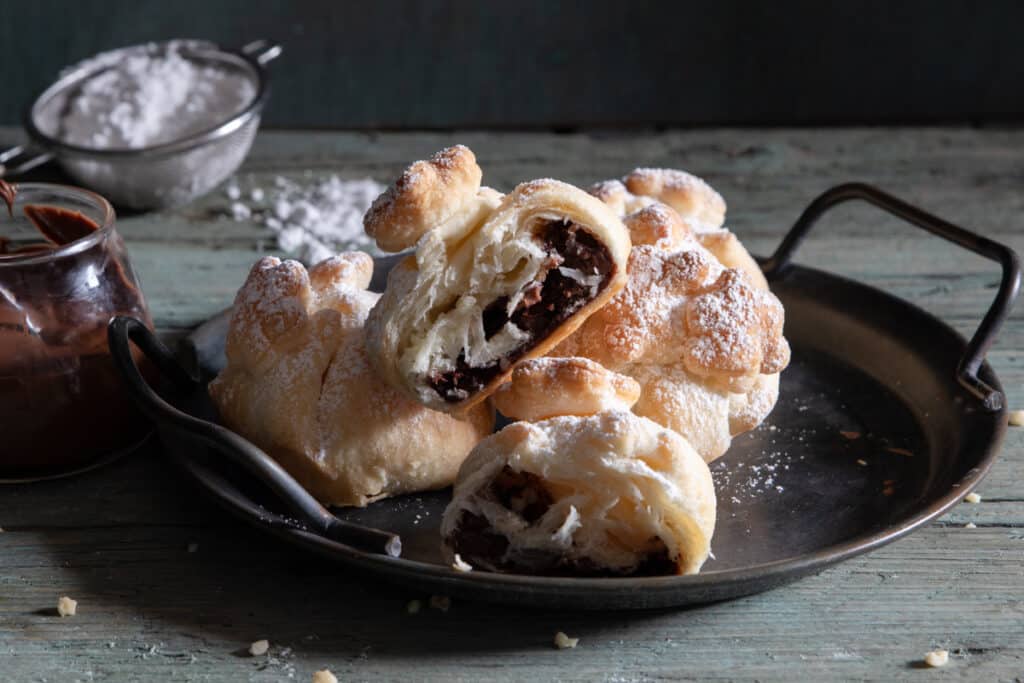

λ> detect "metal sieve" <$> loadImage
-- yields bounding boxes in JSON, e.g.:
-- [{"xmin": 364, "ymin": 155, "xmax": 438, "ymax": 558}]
[{"xmin": 0, "ymin": 40, "xmax": 281, "ymax": 210}]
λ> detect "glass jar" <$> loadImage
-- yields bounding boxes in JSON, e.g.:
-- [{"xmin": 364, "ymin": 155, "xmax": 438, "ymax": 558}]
[{"xmin": 0, "ymin": 183, "xmax": 152, "ymax": 480}]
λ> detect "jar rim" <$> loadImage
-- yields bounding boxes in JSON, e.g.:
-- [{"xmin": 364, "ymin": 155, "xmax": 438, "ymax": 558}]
[{"xmin": 0, "ymin": 182, "xmax": 116, "ymax": 267}]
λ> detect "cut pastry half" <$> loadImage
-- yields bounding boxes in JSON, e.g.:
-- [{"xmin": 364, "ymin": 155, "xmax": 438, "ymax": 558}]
[
  {"xmin": 365, "ymin": 155, "xmax": 631, "ymax": 413},
  {"xmin": 441, "ymin": 358, "xmax": 716, "ymax": 576},
  {"xmin": 441, "ymin": 414, "xmax": 716, "ymax": 576}
]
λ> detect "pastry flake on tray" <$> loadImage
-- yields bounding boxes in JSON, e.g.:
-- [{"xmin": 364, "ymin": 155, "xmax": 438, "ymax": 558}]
[
  {"xmin": 442, "ymin": 358, "xmax": 716, "ymax": 576},
  {"xmin": 364, "ymin": 146, "xmax": 632, "ymax": 413},
  {"xmin": 209, "ymin": 253, "xmax": 494, "ymax": 508}
]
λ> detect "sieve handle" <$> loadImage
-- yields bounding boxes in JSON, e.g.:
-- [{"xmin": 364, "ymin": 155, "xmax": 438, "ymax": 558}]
[
  {"xmin": 240, "ymin": 40, "xmax": 283, "ymax": 67},
  {"xmin": 0, "ymin": 145, "xmax": 53, "ymax": 177}
]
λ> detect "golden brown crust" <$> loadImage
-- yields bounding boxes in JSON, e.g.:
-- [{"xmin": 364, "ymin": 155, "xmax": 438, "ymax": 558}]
[
  {"xmin": 682, "ymin": 269, "xmax": 789, "ymax": 390},
  {"xmin": 363, "ymin": 145, "xmax": 483, "ymax": 252},
  {"xmin": 622, "ymin": 202, "xmax": 696, "ymax": 252},
  {"xmin": 551, "ymin": 245, "xmax": 718, "ymax": 370},
  {"xmin": 307, "ymin": 251, "xmax": 373, "ymax": 292},
  {"xmin": 588, "ymin": 179, "xmax": 655, "ymax": 216},
  {"xmin": 623, "ymin": 168, "xmax": 726, "ymax": 227},
  {"xmin": 696, "ymin": 230, "xmax": 769, "ymax": 290},
  {"xmin": 492, "ymin": 357, "xmax": 641, "ymax": 422}
]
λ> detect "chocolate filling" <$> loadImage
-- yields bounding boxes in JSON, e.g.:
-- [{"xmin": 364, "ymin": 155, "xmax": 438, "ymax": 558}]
[
  {"xmin": 429, "ymin": 220, "xmax": 615, "ymax": 402},
  {"xmin": 451, "ymin": 467, "xmax": 678, "ymax": 577}
]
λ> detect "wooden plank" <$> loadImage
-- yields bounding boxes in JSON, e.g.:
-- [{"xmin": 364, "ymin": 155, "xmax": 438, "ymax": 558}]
[{"xmin": 1, "ymin": 524, "xmax": 1022, "ymax": 681}]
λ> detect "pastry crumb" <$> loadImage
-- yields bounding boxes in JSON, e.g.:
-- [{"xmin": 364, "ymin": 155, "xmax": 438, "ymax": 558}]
[
  {"xmin": 248, "ymin": 639, "xmax": 269, "ymax": 656},
  {"xmin": 840, "ymin": 430, "xmax": 861, "ymax": 440},
  {"xmin": 964, "ymin": 492, "xmax": 982, "ymax": 504},
  {"xmin": 856, "ymin": 459, "xmax": 868, "ymax": 466},
  {"xmin": 429, "ymin": 595, "xmax": 451, "ymax": 612},
  {"xmin": 923, "ymin": 649, "xmax": 949, "ymax": 667},
  {"xmin": 554, "ymin": 631, "xmax": 579, "ymax": 649},
  {"xmin": 886, "ymin": 447, "xmax": 913, "ymax": 457},
  {"xmin": 452, "ymin": 554, "xmax": 473, "ymax": 572},
  {"xmin": 57, "ymin": 596, "xmax": 77, "ymax": 617},
  {"xmin": 964, "ymin": 522, "xmax": 977, "ymax": 529},
  {"xmin": 1008, "ymin": 409, "xmax": 1024, "ymax": 426},
  {"xmin": 406, "ymin": 599, "xmax": 422, "ymax": 614},
  {"xmin": 312, "ymin": 670, "xmax": 338, "ymax": 683}
]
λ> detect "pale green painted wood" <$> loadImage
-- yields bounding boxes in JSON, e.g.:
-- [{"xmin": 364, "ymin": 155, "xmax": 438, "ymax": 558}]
[{"xmin": 1, "ymin": 127, "xmax": 1023, "ymax": 682}]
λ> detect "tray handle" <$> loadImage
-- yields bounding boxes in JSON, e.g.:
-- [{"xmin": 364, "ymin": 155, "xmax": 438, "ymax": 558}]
[
  {"xmin": 761, "ymin": 182, "xmax": 1021, "ymax": 412},
  {"xmin": 107, "ymin": 316, "xmax": 401, "ymax": 558}
]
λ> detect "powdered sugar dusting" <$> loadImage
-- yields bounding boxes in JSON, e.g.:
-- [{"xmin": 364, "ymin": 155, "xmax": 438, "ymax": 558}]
[
  {"xmin": 229, "ymin": 257, "xmax": 310, "ymax": 358},
  {"xmin": 57, "ymin": 41, "xmax": 255, "ymax": 149},
  {"xmin": 684, "ymin": 274, "xmax": 788, "ymax": 392},
  {"xmin": 222, "ymin": 175, "xmax": 385, "ymax": 263}
]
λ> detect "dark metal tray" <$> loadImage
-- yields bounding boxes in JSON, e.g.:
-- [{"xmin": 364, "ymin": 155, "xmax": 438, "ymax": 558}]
[{"xmin": 109, "ymin": 183, "xmax": 1020, "ymax": 610}]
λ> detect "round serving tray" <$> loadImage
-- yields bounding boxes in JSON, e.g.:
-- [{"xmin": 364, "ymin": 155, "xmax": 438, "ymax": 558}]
[{"xmin": 109, "ymin": 184, "xmax": 1020, "ymax": 610}]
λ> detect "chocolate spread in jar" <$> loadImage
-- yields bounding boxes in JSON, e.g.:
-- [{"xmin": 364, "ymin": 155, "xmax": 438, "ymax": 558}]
[{"xmin": 0, "ymin": 180, "xmax": 152, "ymax": 478}]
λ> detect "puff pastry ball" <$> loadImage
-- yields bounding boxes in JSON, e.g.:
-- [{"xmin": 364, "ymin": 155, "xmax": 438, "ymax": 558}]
[
  {"xmin": 209, "ymin": 253, "xmax": 494, "ymax": 507},
  {"xmin": 441, "ymin": 358, "xmax": 716, "ymax": 576},
  {"xmin": 553, "ymin": 186, "xmax": 790, "ymax": 462}
]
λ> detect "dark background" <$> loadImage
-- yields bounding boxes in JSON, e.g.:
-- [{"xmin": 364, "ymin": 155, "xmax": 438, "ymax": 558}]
[{"xmin": 3, "ymin": 0, "xmax": 1024, "ymax": 129}]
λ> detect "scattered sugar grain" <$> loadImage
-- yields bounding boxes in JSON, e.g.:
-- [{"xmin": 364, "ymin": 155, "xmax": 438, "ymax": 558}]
[
  {"xmin": 923, "ymin": 649, "xmax": 949, "ymax": 667},
  {"xmin": 230, "ymin": 202, "xmax": 251, "ymax": 220},
  {"xmin": 57, "ymin": 596, "xmax": 77, "ymax": 617},
  {"xmin": 248, "ymin": 639, "xmax": 269, "ymax": 656},
  {"xmin": 452, "ymin": 554, "xmax": 473, "ymax": 572},
  {"xmin": 187, "ymin": 542, "xmax": 198, "ymax": 553},
  {"xmin": 964, "ymin": 522, "xmax": 977, "ymax": 529},
  {"xmin": 964, "ymin": 493, "xmax": 982, "ymax": 504},
  {"xmin": 554, "ymin": 632, "xmax": 579, "ymax": 649}
]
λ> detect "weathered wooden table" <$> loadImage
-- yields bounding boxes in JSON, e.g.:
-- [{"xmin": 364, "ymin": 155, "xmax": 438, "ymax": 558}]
[{"xmin": 1, "ymin": 127, "xmax": 1022, "ymax": 682}]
